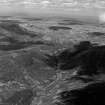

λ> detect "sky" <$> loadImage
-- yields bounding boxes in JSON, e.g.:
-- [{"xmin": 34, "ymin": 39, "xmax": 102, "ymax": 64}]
[
  {"xmin": 0, "ymin": 0, "xmax": 105, "ymax": 8},
  {"xmin": 0, "ymin": 0, "xmax": 105, "ymax": 23},
  {"xmin": 0, "ymin": 0, "xmax": 104, "ymax": 14},
  {"xmin": 0, "ymin": 0, "xmax": 104, "ymax": 13}
]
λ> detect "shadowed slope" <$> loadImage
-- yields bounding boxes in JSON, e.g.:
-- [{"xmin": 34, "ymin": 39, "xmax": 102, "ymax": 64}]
[{"xmin": 56, "ymin": 82, "xmax": 105, "ymax": 105}]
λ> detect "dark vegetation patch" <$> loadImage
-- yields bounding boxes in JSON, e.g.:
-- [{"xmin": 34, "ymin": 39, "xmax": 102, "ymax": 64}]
[
  {"xmin": 0, "ymin": 42, "xmax": 33, "ymax": 51},
  {"xmin": 56, "ymin": 82, "xmax": 105, "ymax": 105},
  {"xmin": 0, "ymin": 20, "xmax": 22, "ymax": 24},
  {"xmin": 48, "ymin": 26, "xmax": 72, "ymax": 31},
  {"xmin": 58, "ymin": 19, "xmax": 84, "ymax": 25},
  {"xmin": 0, "ymin": 22, "xmax": 37, "ymax": 37},
  {"xmin": 0, "ymin": 36, "xmax": 44, "ymax": 44},
  {"xmin": 3, "ymin": 89, "xmax": 34, "ymax": 105},
  {"xmin": 0, "ymin": 40, "xmax": 44, "ymax": 51},
  {"xmin": 0, "ymin": 36, "xmax": 19, "ymax": 43},
  {"xmin": 0, "ymin": 36, "xmax": 51, "ymax": 51},
  {"xmin": 88, "ymin": 32, "xmax": 105, "ymax": 37},
  {"xmin": 0, "ymin": 16, "xmax": 12, "ymax": 19},
  {"xmin": 0, "ymin": 41, "xmax": 55, "ymax": 51},
  {"xmin": 23, "ymin": 17, "xmax": 43, "ymax": 21}
]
